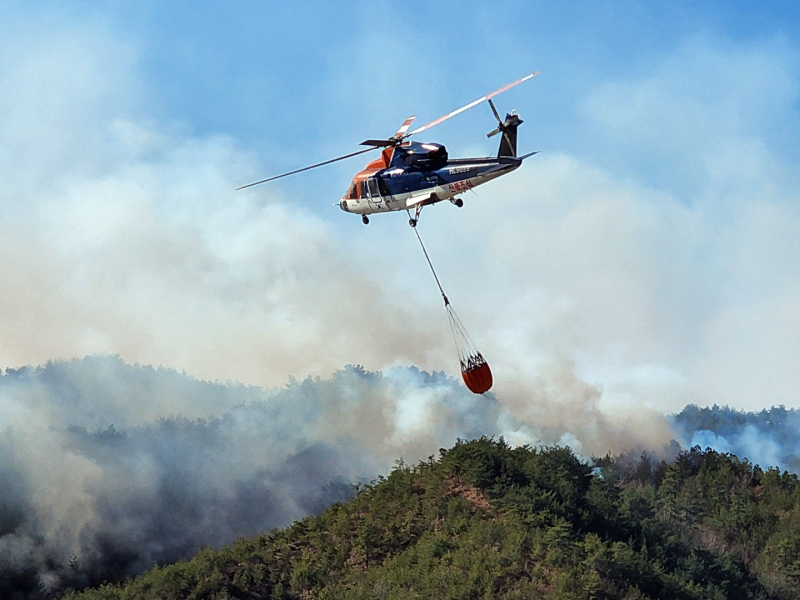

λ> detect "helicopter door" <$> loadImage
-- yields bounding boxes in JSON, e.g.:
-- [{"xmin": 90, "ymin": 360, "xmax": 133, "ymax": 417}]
[{"xmin": 366, "ymin": 177, "xmax": 382, "ymax": 205}]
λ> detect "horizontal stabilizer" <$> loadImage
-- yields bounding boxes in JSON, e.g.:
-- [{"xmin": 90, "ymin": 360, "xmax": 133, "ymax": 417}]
[{"xmin": 476, "ymin": 164, "xmax": 513, "ymax": 178}]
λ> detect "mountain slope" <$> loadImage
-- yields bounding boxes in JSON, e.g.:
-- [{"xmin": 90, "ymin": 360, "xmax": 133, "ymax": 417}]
[{"xmin": 65, "ymin": 438, "xmax": 800, "ymax": 600}]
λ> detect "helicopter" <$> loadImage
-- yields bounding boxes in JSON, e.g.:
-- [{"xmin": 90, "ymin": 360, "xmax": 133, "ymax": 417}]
[{"xmin": 237, "ymin": 72, "xmax": 540, "ymax": 227}]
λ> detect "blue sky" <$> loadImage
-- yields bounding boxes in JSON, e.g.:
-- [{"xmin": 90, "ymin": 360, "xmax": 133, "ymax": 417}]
[{"xmin": 2, "ymin": 1, "xmax": 800, "ymax": 431}]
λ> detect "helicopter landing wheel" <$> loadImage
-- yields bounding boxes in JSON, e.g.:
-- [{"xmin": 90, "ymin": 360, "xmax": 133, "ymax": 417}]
[
  {"xmin": 455, "ymin": 198, "xmax": 464, "ymax": 207},
  {"xmin": 362, "ymin": 215, "xmax": 369, "ymax": 225},
  {"xmin": 409, "ymin": 218, "xmax": 417, "ymax": 227}
]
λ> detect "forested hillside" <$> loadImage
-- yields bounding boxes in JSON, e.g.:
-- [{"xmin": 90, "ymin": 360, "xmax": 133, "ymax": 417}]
[{"xmin": 65, "ymin": 438, "xmax": 800, "ymax": 600}]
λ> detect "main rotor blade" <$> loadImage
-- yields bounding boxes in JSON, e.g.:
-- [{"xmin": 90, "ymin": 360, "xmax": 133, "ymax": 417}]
[
  {"xmin": 236, "ymin": 146, "xmax": 379, "ymax": 190},
  {"xmin": 360, "ymin": 139, "xmax": 395, "ymax": 147},
  {"xmin": 405, "ymin": 72, "xmax": 539, "ymax": 138},
  {"xmin": 394, "ymin": 115, "xmax": 416, "ymax": 138}
]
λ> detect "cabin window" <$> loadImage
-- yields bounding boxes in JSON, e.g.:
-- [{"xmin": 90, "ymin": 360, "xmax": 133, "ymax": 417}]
[{"xmin": 367, "ymin": 177, "xmax": 380, "ymax": 198}]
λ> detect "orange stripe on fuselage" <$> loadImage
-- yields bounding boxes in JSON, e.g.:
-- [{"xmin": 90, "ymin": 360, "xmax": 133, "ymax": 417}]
[
  {"xmin": 366, "ymin": 147, "xmax": 393, "ymax": 171},
  {"xmin": 381, "ymin": 146, "xmax": 395, "ymax": 167}
]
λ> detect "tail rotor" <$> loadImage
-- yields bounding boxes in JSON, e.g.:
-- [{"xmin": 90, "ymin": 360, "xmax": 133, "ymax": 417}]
[{"xmin": 486, "ymin": 99, "xmax": 523, "ymax": 158}]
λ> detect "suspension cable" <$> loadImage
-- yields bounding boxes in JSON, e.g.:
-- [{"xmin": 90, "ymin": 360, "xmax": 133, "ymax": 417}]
[
  {"xmin": 413, "ymin": 226, "xmax": 481, "ymax": 367},
  {"xmin": 413, "ymin": 227, "xmax": 449, "ymax": 306},
  {"xmin": 411, "ymin": 224, "xmax": 492, "ymax": 391}
]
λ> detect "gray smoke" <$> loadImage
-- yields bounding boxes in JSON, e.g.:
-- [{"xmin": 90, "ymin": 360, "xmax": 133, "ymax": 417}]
[{"xmin": 0, "ymin": 355, "xmax": 539, "ymax": 597}]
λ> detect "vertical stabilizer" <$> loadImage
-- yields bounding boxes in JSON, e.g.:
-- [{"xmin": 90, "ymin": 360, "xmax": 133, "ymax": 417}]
[{"xmin": 496, "ymin": 113, "xmax": 522, "ymax": 158}]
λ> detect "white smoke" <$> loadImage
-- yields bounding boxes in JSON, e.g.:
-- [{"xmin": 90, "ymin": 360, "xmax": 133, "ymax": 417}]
[
  {"xmin": 3, "ymin": 15, "xmax": 799, "ymax": 417},
  {"xmin": 0, "ymin": 21, "xmax": 444, "ymax": 386},
  {"xmin": 0, "ymin": 15, "xmax": 675, "ymax": 454},
  {"xmin": 689, "ymin": 427, "xmax": 785, "ymax": 470},
  {"xmin": 674, "ymin": 405, "xmax": 800, "ymax": 472}
]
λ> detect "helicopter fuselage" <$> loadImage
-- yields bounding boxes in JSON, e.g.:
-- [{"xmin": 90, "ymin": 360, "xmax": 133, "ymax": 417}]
[{"xmin": 339, "ymin": 142, "xmax": 523, "ymax": 217}]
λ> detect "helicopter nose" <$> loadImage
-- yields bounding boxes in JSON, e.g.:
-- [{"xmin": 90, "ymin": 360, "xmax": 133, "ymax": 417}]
[{"xmin": 339, "ymin": 199, "xmax": 350, "ymax": 212}]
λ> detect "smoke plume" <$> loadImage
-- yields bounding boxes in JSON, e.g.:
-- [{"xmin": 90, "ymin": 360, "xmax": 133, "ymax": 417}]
[
  {"xmin": 0, "ymin": 356, "xmax": 544, "ymax": 596},
  {"xmin": 672, "ymin": 404, "xmax": 800, "ymax": 473}
]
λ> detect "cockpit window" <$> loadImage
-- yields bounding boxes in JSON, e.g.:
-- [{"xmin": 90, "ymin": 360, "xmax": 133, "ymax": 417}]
[{"xmin": 346, "ymin": 181, "xmax": 358, "ymax": 199}]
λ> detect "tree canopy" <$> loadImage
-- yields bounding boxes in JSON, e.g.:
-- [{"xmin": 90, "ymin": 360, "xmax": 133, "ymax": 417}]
[{"xmin": 62, "ymin": 438, "xmax": 800, "ymax": 600}]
